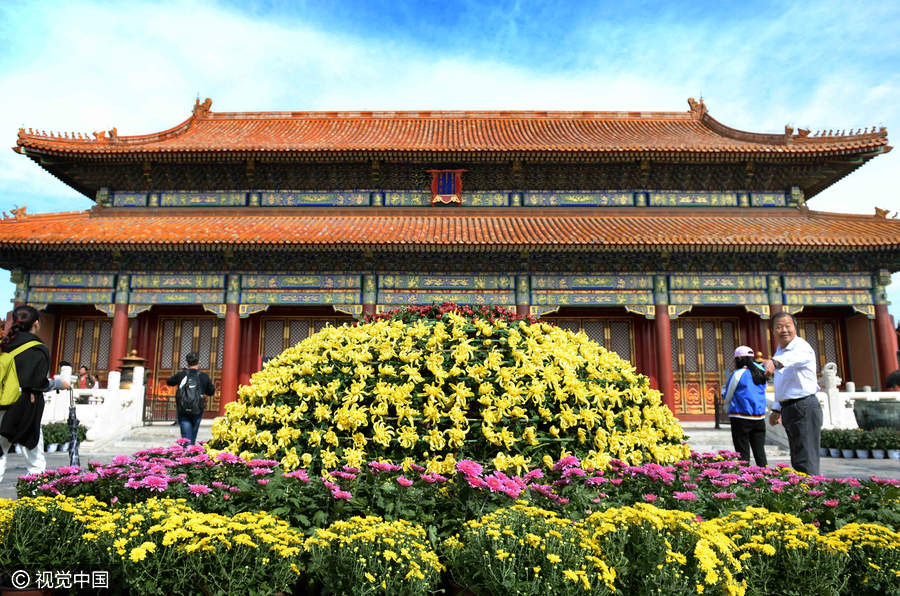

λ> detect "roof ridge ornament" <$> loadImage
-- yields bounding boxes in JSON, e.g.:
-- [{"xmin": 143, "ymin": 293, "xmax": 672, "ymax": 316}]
[
  {"xmin": 193, "ymin": 97, "xmax": 213, "ymax": 118},
  {"xmin": 2, "ymin": 206, "xmax": 27, "ymax": 220},
  {"xmin": 687, "ymin": 97, "xmax": 707, "ymax": 119}
]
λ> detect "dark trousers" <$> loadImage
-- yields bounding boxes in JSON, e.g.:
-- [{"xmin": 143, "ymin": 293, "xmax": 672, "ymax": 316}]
[
  {"xmin": 177, "ymin": 413, "xmax": 203, "ymax": 445},
  {"xmin": 781, "ymin": 395, "xmax": 823, "ymax": 475},
  {"xmin": 729, "ymin": 417, "xmax": 767, "ymax": 466}
]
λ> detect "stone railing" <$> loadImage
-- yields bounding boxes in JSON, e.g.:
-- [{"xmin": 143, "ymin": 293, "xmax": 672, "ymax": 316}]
[
  {"xmin": 41, "ymin": 367, "xmax": 146, "ymax": 442},
  {"xmin": 764, "ymin": 362, "xmax": 898, "ymax": 448}
]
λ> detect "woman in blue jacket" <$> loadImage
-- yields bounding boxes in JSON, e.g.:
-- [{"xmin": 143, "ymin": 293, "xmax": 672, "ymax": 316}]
[{"xmin": 723, "ymin": 345, "xmax": 768, "ymax": 466}]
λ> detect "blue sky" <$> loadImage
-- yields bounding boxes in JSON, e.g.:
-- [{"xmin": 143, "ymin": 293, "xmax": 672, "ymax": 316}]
[{"xmin": 1, "ymin": 0, "xmax": 898, "ymax": 320}]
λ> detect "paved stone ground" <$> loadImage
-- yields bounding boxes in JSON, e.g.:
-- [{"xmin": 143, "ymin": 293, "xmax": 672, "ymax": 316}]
[
  {"xmin": 681, "ymin": 421, "xmax": 900, "ymax": 480},
  {"xmin": 1, "ymin": 420, "xmax": 896, "ymax": 500}
]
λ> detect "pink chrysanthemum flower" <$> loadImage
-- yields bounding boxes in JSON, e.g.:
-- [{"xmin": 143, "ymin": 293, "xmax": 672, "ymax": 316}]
[
  {"xmin": 456, "ymin": 460, "xmax": 483, "ymax": 477},
  {"xmin": 189, "ymin": 484, "xmax": 211, "ymax": 495},
  {"xmin": 142, "ymin": 476, "xmax": 169, "ymax": 492}
]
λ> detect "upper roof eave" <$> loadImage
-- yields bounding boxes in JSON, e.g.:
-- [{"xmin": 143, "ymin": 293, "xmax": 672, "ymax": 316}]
[{"xmin": 14, "ymin": 98, "xmax": 891, "ymax": 157}]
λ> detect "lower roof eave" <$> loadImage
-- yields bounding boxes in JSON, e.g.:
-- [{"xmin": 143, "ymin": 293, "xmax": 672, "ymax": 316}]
[{"xmin": 2, "ymin": 242, "xmax": 899, "ymax": 253}]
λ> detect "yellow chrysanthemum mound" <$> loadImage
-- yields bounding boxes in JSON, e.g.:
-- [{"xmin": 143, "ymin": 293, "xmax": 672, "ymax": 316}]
[{"xmin": 208, "ymin": 305, "xmax": 689, "ymax": 474}]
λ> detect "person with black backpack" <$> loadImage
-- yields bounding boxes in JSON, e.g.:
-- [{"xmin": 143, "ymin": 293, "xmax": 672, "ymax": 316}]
[
  {"xmin": 0, "ymin": 305, "xmax": 51, "ymax": 483},
  {"xmin": 166, "ymin": 351, "xmax": 215, "ymax": 445}
]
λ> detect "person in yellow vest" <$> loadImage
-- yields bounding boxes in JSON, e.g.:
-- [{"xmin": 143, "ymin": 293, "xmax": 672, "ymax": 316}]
[{"xmin": 0, "ymin": 305, "xmax": 51, "ymax": 483}]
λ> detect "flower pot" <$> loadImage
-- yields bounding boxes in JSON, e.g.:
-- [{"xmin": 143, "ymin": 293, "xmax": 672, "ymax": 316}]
[
  {"xmin": 828, "ymin": 448, "xmax": 841, "ymax": 457},
  {"xmin": 855, "ymin": 449, "xmax": 870, "ymax": 459},
  {"xmin": 45, "ymin": 443, "xmax": 58, "ymax": 452},
  {"xmin": 13, "ymin": 445, "xmax": 22, "ymax": 454},
  {"xmin": 841, "ymin": 449, "xmax": 856, "ymax": 458},
  {"xmin": 888, "ymin": 449, "xmax": 900, "ymax": 460},
  {"xmin": 819, "ymin": 447, "xmax": 828, "ymax": 457},
  {"xmin": 60, "ymin": 442, "xmax": 71, "ymax": 452},
  {"xmin": 871, "ymin": 449, "xmax": 886, "ymax": 459}
]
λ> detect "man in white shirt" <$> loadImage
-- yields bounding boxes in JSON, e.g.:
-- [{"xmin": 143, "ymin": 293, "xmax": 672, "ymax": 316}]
[{"xmin": 764, "ymin": 312, "xmax": 823, "ymax": 475}]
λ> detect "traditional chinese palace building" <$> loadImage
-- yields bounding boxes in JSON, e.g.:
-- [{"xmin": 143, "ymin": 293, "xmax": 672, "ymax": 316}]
[{"xmin": 2, "ymin": 98, "xmax": 899, "ymax": 420}]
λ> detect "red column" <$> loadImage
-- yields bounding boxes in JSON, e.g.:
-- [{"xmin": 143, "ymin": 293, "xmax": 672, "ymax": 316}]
[
  {"xmin": 768, "ymin": 304, "xmax": 783, "ymax": 356},
  {"xmin": 219, "ymin": 303, "xmax": 240, "ymax": 416},
  {"xmin": 874, "ymin": 304, "xmax": 899, "ymax": 387},
  {"xmin": 109, "ymin": 303, "xmax": 129, "ymax": 371},
  {"xmin": 654, "ymin": 305, "xmax": 675, "ymax": 412},
  {"xmin": 516, "ymin": 305, "xmax": 529, "ymax": 318},
  {"xmin": 362, "ymin": 303, "xmax": 376, "ymax": 318}
]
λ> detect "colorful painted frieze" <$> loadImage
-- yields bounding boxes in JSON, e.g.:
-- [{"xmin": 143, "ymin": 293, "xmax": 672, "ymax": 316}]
[
  {"xmin": 129, "ymin": 290, "xmax": 225, "ymax": 304},
  {"xmin": 668, "ymin": 291, "xmax": 768, "ymax": 305},
  {"xmin": 750, "ymin": 192, "xmax": 787, "ymax": 207},
  {"xmin": 259, "ymin": 191, "xmax": 369, "ymax": 206},
  {"xmin": 239, "ymin": 289, "xmax": 361, "ymax": 305},
  {"xmin": 531, "ymin": 290, "xmax": 653, "ymax": 306},
  {"xmin": 783, "ymin": 290, "xmax": 874, "ymax": 306},
  {"xmin": 130, "ymin": 274, "xmax": 226, "ymax": 289},
  {"xmin": 523, "ymin": 191, "xmax": 634, "ymax": 207},
  {"xmin": 461, "ymin": 192, "xmax": 510, "ymax": 207},
  {"xmin": 668, "ymin": 274, "xmax": 767, "ymax": 290},
  {"xmin": 531, "ymin": 274, "xmax": 653, "ymax": 290},
  {"xmin": 242, "ymin": 274, "xmax": 361, "ymax": 290},
  {"xmin": 385, "ymin": 191, "xmax": 431, "ymax": 206},
  {"xmin": 379, "ymin": 275, "xmax": 514, "ymax": 290},
  {"xmin": 377, "ymin": 290, "xmax": 515, "ymax": 306},
  {"xmin": 112, "ymin": 191, "xmax": 148, "ymax": 207},
  {"xmin": 648, "ymin": 191, "xmax": 738, "ymax": 207},
  {"xmin": 159, "ymin": 191, "xmax": 247, "ymax": 207},
  {"xmin": 27, "ymin": 289, "xmax": 114, "ymax": 303},
  {"xmin": 782, "ymin": 274, "xmax": 872, "ymax": 290},
  {"xmin": 29, "ymin": 273, "xmax": 115, "ymax": 288}
]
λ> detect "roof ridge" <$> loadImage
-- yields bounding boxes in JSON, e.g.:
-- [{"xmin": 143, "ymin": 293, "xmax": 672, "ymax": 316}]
[{"xmin": 205, "ymin": 109, "xmax": 697, "ymax": 120}]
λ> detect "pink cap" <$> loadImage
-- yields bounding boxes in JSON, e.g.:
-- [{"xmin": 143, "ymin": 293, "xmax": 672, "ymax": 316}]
[{"xmin": 733, "ymin": 346, "xmax": 754, "ymax": 358}]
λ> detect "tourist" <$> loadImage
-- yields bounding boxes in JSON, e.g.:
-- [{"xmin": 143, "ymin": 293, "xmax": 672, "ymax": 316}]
[
  {"xmin": 0, "ymin": 305, "xmax": 51, "ymax": 483},
  {"xmin": 723, "ymin": 345, "xmax": 768, "ymax": 466},
  {"xmin": 885, "ymin": 369, "xmax": 900, "ymax": 391},
  {"xmin": 51, "ymin": 359, "xmax": 72, "ymax": 391},
  {"xmin": 166, "ymin": 351, "xmax": 215, "ymax": 445},
  {"xmin": 764, "ymin": 312, "xmax": 823, "ymax": 475},
  {"xmin": 76, "ymin": 364, "xmax": 98, "ymax": 389}
]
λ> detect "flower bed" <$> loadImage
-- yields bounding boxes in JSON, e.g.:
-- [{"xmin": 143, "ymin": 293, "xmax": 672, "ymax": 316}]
[{"xmin": 5, "ymin": 305, "xmax": 900, "ymax": 594}]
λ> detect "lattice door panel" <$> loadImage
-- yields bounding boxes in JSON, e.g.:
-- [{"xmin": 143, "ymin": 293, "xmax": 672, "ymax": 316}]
[
  {"xmin": 797, "ymin": 318, "xmax": 844, "ymax": 379},
  {"xmin": 260, "ymin": 318, "xmax": 348, "ymax": 363},
  {"xmin": 541, "ymin": 318, "xmax": 634, "ymax": 362},
  {"xmin": 671, "ymin": 318, "xmax": 740, "ymax": 416},
  {"xmin": 56, "ymin": 317, "xmax": 114, "ymax": 385},
  {"xmin": 147, "ymin": 317, "xmax": 222, "ymax": 421}
]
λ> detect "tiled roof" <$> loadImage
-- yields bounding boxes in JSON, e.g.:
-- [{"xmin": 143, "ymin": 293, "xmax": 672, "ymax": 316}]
[
  {"xmin": 14, "ymin": 98, "xmax": 890, "ymax": 157},
  {"xmin": 2, "ymin": 208, "xmax": 898, "ymax": 251}
]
